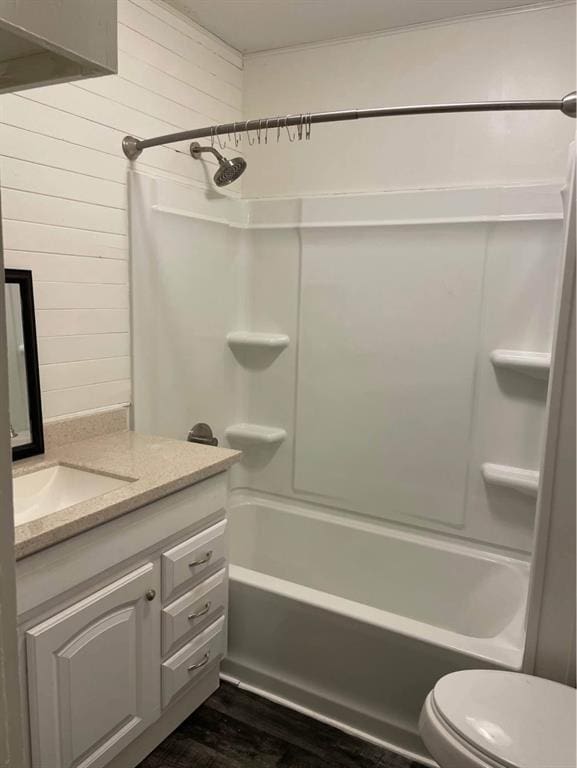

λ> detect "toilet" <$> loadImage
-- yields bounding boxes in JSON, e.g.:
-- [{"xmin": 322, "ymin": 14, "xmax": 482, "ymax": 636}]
[{"xmin": 419, "ymin": 670, "xmax": 577, "ymax": 768}]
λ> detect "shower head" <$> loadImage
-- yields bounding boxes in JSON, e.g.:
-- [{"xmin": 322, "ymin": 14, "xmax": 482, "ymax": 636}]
[
  {"xmin": 214, "ymin": 155, "xmax": 247, "ymax": 187},
  {"xmin": 190, "ymin": 142, "xmax": 247, "ymax": 187}
]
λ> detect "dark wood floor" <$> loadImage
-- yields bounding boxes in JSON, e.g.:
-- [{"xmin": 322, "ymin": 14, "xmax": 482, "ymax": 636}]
[{"xmin": 139, "ymin": 681, "xmax": 424, "ymax": 768}]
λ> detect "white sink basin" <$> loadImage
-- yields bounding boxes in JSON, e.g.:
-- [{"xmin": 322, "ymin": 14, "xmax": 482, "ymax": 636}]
[{"xmin": 13, "ymin": 465, "xmax": 131, "ymax": 526}]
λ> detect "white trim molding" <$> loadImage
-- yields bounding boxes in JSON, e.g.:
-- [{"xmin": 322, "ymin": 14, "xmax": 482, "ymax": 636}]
[{"xmin": 149, "ymin": 177, "xmax": 564, "ymax": 230}]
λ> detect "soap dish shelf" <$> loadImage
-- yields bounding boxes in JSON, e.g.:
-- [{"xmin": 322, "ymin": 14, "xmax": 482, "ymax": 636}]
[
  {"xmin": 227, "ymin": 332, "xmax": 290, "ymax": 350},
  {"xmin": 490, "ymin": 349, "xmax": 551, "ymax": 380},
  {"xmin": 481, "ymin": 462, "xmax": 540, "ymax": 498},
  {"xmin": 225, "ymin": 424, "xmax": 287, "ymax": 446}
]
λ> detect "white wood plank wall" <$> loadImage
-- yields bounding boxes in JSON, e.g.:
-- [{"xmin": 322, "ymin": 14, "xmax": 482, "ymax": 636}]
[{"xmin": 0, "ymin": 0, "xmax": 243, "ymax": 419}]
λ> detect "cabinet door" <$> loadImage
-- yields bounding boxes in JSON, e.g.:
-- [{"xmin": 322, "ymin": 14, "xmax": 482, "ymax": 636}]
[{"xmin": 26, "ymin": 562, "xmax": 160, "ymax": 768}]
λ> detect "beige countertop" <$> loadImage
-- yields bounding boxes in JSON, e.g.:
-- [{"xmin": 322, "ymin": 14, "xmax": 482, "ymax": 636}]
[{"xmin": 13, "ymin": 431, "xmax": 240, "ymax": 560}]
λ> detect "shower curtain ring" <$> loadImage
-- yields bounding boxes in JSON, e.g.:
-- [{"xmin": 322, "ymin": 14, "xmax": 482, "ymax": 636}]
[
  {"xmin": 264, "ymin": 117, "xmax": 270, "ymax": 144},
  {"xmin": 297, "ymin": 113, "xmax": 304, "ymax": 141},
  {"xmin": 286, "ymin": 115, "xmax": 296, "ymax": 142},
  {"xmin": 276, "ymin": 117, "xmax": 282, "ymax": 143},
  {"xmin": 217, "ymin": 126, "xmax": 227, "ymax": 150},
  {"xmin": 246, "ymin": 121, "xmax": 255, "ymax": 146},
  {"xmin": 305, "ymin": 113, "xmax": 312, "ymax": 140}
]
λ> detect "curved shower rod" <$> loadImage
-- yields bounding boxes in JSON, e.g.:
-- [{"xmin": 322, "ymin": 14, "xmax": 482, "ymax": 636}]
[{"xmin": 122, "ymin": 91, "xmax": 576, "ymax": 160}]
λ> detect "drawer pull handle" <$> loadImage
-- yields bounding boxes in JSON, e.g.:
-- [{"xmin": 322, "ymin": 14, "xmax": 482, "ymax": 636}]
[
  {"xmin": 189, "ymin": 551, "xmax": 212, "ymax": 568},
  {"xmin": 188, "ymin": 602, "xmax": 211, "ymax": 620},
  {"xmin": 188, "ymin": 652, "xmax": 210, "ymax": 672}
]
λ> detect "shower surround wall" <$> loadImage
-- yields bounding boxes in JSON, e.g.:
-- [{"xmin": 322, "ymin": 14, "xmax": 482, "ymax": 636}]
[
  {"xmin": 0, "ymin": 0, "xmax": 243, "ymax": 419},
  {"xmin": 241, "ymin": 204, "xmax": 562, "ymax": 555},
  {"xmin": 224, "ymin": 0, "xmax": 575, "ymax": 554},
  {"xmin": 132, "ymin": 174, "xmax": 564, "ymax": 556}
]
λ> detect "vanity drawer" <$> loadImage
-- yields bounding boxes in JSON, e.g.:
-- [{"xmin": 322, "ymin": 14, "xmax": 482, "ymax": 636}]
[
  {"xmin": 162, "ymin": 616, "xmax": 225, "ymax": 708},
  {"xmin": 162, "ymin": 568, "xmax": 227, "ymax": 655},
  {"xmin": 162, "ymin": 520, "xmax": 226, "ymax": 600}
]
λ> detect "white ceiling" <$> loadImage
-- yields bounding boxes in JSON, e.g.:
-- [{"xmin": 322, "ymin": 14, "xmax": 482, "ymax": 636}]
[{"xmin": 165, "ymin": 0, "xmax": 564, "ymax": 53}]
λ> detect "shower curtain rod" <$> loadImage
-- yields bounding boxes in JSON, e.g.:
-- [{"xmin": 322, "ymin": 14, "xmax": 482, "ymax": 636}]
[{"xmin": 122, "ymin": 91, "xmax": 576, "ymax": 160}]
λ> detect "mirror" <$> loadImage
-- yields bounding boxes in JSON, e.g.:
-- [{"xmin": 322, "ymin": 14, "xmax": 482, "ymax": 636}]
[{"xmin": 5, "ymin": 269, "xmax": 44, "ymax": 460}]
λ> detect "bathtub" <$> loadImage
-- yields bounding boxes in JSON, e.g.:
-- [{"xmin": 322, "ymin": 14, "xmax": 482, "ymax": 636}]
[{"xmin": 222, "ymin": 496, "xmax": 529, "ymax": 763}]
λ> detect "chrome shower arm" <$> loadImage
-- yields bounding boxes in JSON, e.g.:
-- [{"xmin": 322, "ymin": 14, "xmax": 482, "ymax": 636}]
[
  {"xmin": 122, "ymin": 91, "xmax": 576, "ymax": 160},
  {"xmin": 189, "ymin": 143, "xmax": 226, "ymax": 163}
]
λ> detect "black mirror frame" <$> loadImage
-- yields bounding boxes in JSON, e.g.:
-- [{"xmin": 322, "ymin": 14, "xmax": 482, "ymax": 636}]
[{"xmin": 5, "ymin": 269, "xmax": 44, "ymax": 460}]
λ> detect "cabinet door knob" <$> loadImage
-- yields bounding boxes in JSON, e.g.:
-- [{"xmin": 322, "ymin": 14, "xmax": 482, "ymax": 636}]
[{"xmin": 145, "ymin": 589, "xmax": 156, "ymax": 601}]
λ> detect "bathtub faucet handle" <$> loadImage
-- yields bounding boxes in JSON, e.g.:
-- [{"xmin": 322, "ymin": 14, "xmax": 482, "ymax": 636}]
[{"xmin": 187, "ymin": 422, "xmax": 218, "ymax": 446}]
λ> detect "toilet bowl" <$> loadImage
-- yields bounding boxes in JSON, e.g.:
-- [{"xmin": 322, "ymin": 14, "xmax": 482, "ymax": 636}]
[{"xmin": 419, "ymin": 670, "xmax": 576, "ymax": 768}]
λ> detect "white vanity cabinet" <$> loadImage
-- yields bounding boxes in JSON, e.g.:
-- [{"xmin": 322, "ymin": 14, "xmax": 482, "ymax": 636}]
[
  {"xmin": 16, "ymin": 472, "xmax": 230, "ymax": 768},
  {"xmin": 26, "ymin": 563, "xmax": 161, "ymax": 768}
]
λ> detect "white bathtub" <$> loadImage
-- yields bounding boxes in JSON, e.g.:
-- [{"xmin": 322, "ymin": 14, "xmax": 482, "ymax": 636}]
[{"xmin": 223, "ymin": 497, "xmax": 529, "ymax": 763}]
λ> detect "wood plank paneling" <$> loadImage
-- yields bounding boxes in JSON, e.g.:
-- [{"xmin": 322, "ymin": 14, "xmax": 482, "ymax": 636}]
[
  {"xmin": 38, "ymin": 334, "xmax": 130, "ymax": 364},
  {"xmin": 2, "ymin": 190, "xmax": 127, "ymax": 235},
  {"xmin": 40, "ymin": 358, "xmax": 131, "ymax": 391},
  {"xmin": 42, "ymin": 381, "xmax": 132, "ymax": 419},
  {"xmin": 4, "ymin": 221, "xmax": 127, "ymax": 260},
  {"xmin": 36, "ymin": 309, "xmax": 129, "ymax": 337},
  {"xmin": 118, "ymin": 0, "xmax": 242, "ymax": 90},
  {"xmin": 4, "ymin": 253, "xmax": 127, "ymax": 284},
  {"xmin": 0, "ymin": 157, "xmax": 126, "ymax": 209},
  {"xmin": 34, "ymin": 284, "xmax": 128, "ymax": 310},
  {"xmin": 126, "ymin": 0, "xmax": 242, "ymax": 69},
  {"xmin": 0, "ymin": 0, "xmax": 243, "ymax": 419}
]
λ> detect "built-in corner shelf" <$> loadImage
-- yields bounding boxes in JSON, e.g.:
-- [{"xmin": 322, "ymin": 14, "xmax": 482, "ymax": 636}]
[
  {"xmin": 226, "ymin": 332, "xmax": 290, "ymax": 350},
  {"xmin": 481, "ymin": 462, "xmax": 540, "ymax": 498},
  {"xmin": 490, "ymin": 349, "xmax": 551, "ymax": 381},
  {"xmin": 225, "ymin": 423, "xmax": 287, "ymax": 446}
]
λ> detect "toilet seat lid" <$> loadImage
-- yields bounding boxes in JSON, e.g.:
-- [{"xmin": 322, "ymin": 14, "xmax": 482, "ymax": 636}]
[{"xmin": 432, "ymin": 670, "xmax": 576, "ymax": 768}]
